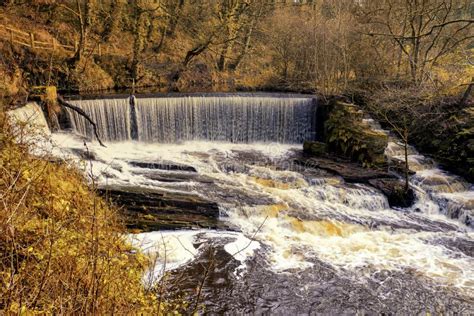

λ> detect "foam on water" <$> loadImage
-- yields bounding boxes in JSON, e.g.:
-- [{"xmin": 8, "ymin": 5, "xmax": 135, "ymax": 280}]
[
  {"xmin": 130, "ymin": 230, "xmax": 260, "ymax": 282},
  {"xmin": 383, "ymin": 139, "xmax": 473, "ymax": 227}
]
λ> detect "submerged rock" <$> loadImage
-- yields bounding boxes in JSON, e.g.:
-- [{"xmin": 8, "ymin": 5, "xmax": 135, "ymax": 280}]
[
  {"xmin": 128, "ymin": 160, "xmax": 197, "ymax": 172},
  {"xmin": 70, "ymin": 148, "xmax": 97, "ymax": 161},
  {"xmin": 132, "ymin": 169, "xmax": 214, "ymax": 183},
  {"xmin": 387, "ymin": 157, "xmax": 417, "ymax": 175},
  {"xmin": 369, "ymin": 178, "xmax": 415, "ymax": 208}
]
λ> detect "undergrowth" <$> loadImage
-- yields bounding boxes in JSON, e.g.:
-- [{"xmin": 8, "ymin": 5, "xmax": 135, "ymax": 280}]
[{"xmin": 0, "ymin": 106, "xmax": 183, "ymax": 314}]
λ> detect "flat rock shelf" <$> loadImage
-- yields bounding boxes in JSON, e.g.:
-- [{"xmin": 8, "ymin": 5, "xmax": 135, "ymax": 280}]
[{"xmin": 98, "ymin": 186, "xmax": 225, "ymax": 231}]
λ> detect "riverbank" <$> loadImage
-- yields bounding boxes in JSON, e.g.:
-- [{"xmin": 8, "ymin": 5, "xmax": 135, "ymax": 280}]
[{"xmin": 0, "ymin": 104, "xmax": 185, "ymax": 314}]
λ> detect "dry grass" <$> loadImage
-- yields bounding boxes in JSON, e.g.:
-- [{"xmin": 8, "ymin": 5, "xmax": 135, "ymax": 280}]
[{"xmin": 0, "ymin": 106, "xmax": 182, "ymax": 314}]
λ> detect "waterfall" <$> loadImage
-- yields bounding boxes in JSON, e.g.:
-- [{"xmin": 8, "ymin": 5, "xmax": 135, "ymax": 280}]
[
  {"xmin": 8, "ymin": 102, "xmax": 50, "ymax": 135},
  {"xmin": 65, "ymin": 95, "xmax": 317, "ymax": 143},
  {"xmin": 67, "ymin": 98, "xmax": 131, "ymax": 141}
]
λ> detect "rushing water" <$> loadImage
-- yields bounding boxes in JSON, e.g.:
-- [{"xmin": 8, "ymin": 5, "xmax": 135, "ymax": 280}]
[
  {"xmin": 67, "ymin": 95, "xmax": 317, "ymax": 143},
  {"xmin": 11, "ymin": 97, "xmax": 474, "ymax": 313}
]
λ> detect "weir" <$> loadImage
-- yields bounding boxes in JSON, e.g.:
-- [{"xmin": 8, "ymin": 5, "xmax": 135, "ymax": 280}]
[
  {"xmin": 67, "ymin": 98, "xmax": 131, "ymax": 141},
  {"xmin": 8, "ymin": 102, "xmax": 50, "ymax": 135},
  {"xmin": 65, "ymin": 94, "xmax": 318, "ymax": 143}
]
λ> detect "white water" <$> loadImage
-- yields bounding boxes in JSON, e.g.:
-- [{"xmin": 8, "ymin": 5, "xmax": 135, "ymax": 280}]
[
  {"xmin": 380, "ymin": 130, "xmax": 473, "ymax": 226},
  {"xmin": 8, "ymin": 102, "xmax": 50, "ymax": 135}
]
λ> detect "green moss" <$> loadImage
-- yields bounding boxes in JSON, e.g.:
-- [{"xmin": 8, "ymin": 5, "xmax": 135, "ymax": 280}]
[
  {"xmin": 303, "ymin": 141, "xmax": 328, "ymax": 156},
  {"xmin": 324, "ymin": 101, "xmax": 388, "ymax": 166}
]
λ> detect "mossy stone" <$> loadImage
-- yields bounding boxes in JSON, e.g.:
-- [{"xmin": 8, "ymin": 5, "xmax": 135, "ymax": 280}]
[{"xmin": 303, "ymin": 141, "xmax": 328, "ymax": 156}]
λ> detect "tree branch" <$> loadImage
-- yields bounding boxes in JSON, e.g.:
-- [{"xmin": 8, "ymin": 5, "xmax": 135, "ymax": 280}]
[{"xmin": 57, "ymin": 96, "xmax": 106, "ymax": 147}]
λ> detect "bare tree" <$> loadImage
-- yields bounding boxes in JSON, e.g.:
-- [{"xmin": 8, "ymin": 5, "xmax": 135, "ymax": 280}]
[
  {"xmin": 358, "ymin": 0, "xmax": 474, "ymax": 84},
  {"xmin": 57, "ymin": 0, "xmax": 96, "ymax": 62},
  {"xmin": 366, "ymin": 85, "xmax": 444, "ymax": 191}
]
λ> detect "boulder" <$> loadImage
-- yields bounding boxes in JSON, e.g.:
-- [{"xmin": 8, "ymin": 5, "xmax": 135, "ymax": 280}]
[
  {"xmin": 324, "ymin": 101, "xmax": 388, "ymax": 166},
  {"xmin": 386, "ymin": 158, "xmax": 417, "ymax": 175},
  {"xmin": 368, "ymin": 178, "xmax": 415, "ymax": 208}
]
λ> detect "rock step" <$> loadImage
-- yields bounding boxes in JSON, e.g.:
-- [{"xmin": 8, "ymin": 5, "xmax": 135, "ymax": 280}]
[
  {"xmin": 295, "ymin": 157, "xmax": 395, "ymax": 183},
  {"xmin": 98, "ymin": 186, "xmax": 222, "ymax": 231},
  {"xmin": 296, "ymin": 157, "xmax": 416, "ymax": 208},
  {"xmin": 131, "ymin": 170, "xmax": 214, "ymax": 183},
  {"xmin": 128, "ymin": 160, "xmax": 197, "ymax": 172}
]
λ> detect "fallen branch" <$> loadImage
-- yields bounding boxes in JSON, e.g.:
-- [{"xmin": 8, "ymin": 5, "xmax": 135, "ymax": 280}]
[{"xmin": 57, "ymin": 96, "xmax": 106, "ymax": 147}]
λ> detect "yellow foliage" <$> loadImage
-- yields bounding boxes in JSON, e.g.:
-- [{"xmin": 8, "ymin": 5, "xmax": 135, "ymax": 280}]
[
  {"xmin": 0, "ymin": 109, "xmax": 182, "ymax": 314},
  {"xmin": 431, "ymin": 48, "xmax": 474, "ymax": 96}
]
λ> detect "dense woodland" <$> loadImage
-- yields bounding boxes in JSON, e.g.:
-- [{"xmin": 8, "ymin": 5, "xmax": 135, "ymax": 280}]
[{"xmin": 0, "ymin": 0, "xmax": 473, "ymax": 314}]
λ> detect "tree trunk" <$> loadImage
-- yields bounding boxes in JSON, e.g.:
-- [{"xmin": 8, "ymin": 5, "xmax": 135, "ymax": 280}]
[
  {"xmin": 102, "ymin": 0, "xmax": 121, "ymax": 42},
  {"xmin": 166, "ymin": 0, "xmax": 185, "ymax": 37},
  {"xmin": 73, "ymin": 0, "xmax": 93, "ymax": 62},
  {"xmin": 229, "ymin": 15, "xmax": 257, "ymax": 71},
  {"xmin": 131, "ymin": 7, "xmax": 146, "ymax": 83},
  {"xmin": 460, "ymin": 76, "xmax": 474, "ymax": 107},
  {"xmin": 404, "ymin": 134, "xmax": 409, "ymax": 192},
  {"xmin": 217, "ymin": 42, "xmax": 231, "ymax": 71}
]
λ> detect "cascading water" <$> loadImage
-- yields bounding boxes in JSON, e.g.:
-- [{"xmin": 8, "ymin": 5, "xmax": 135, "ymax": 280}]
[
  {"xmin": 65, "ymin": 95, "xmax": 317, "ymax": 143},
  {"xmin": 67, "ymin": 98, "xmax": 131, "ymax": 141},
  {"xmin": 30, "ymin": 95, "xmax": 474, "ymax": 313},
  {"xmin": 135, "ymin": 96, "xmax": 316, "ymax": 143},
  {"xmin": 8, "ymin": 102, "xmax": 50, "ymax": 135}
]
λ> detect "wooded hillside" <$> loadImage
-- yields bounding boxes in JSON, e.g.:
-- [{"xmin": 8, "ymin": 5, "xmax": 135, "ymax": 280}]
[{"xmin": 0, "ymin": 0, "xmax": 472, "ymax": 95}]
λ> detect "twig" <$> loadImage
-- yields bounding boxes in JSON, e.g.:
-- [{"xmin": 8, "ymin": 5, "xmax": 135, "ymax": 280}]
[
  {"xmin": 232, "ymin": 215, "xmax": 268, "ymax": 257},
  {"xmin": 192, "ymin": 247, "xmax": 214, "ymax": 314}
]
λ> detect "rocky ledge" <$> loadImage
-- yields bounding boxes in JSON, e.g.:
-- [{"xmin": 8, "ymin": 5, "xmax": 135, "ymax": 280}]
[
  {"xmin": 295, "ymin": 155, "xmax": 416, "ymax": 208},
  {"xmin": 98, "ymin": 185, "xmax": 225, "ymax": 231}
]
